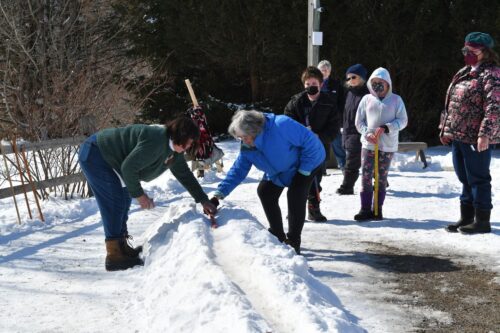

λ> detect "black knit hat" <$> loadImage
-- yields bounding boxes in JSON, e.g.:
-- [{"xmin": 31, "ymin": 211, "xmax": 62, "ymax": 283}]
[{"xmin": 346, "ymin": 64, "xmax": 368, "ymax": 80}]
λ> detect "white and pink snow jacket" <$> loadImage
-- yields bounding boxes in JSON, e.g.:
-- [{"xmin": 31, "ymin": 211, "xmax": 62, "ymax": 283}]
[{"xmin": 355, "ymin": 67, "xmax": 408, "ymax": 152}]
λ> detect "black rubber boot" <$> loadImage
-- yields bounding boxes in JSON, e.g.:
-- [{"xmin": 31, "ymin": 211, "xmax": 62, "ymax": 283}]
[
  {"xmin": 105, "ymin": 239, "xmax": 144, "ymax": 271},
  {"xmin": 445, "ymin": 204, "xmax": 474, "ymax": 232},
  {"xmin": 354, "ymin": 208, "xmax": 374, "ymax": 221},
  {"xmin": 284, "ymin": 235, "xmax": 301, "ymax": 255},
  {"xmin": 307, "ymin": 199, "xmax": 327, "ymax": 222},
  {"xmin": 268, "ymin": 228, "xmax": 286, "ymax": 243},
  {"xmin": 336, "ymin": 185, "xmax": 354, "ymax": 195},
  {"xmin": 459, "ymin": 209, "xmax": 491, "ymax": 234}
]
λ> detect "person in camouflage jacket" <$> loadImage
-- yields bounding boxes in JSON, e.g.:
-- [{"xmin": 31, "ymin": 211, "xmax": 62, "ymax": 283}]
[{"xmin": 440, "ymin": 32, "xmax": 499, "ymax": 234}]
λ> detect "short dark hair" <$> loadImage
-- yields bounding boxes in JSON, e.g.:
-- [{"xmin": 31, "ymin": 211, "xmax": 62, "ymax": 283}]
[
  {"xmin": 301, "ymin": 66, "xmax": 323, "ymax": 84},
  {"xmin": 165, "ymin": 116, "xmax": 200, "ymax": 146}
]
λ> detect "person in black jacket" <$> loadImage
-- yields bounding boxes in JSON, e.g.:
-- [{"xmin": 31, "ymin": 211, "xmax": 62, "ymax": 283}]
[
  {"xmin": 318, "ymin": 60, "xmax": 346, "ymax": 173},
  {"xmin": 336, "ymin": 64, "xmax": 369, "ymax": 195},
  {"xmin": 284, "ymin": 66, "xmax": 339, "ymax": 221}
]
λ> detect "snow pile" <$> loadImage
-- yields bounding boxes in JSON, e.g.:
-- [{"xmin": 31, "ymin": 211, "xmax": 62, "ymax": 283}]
[
  {"xmin": 0, "ymin": 140, "xmax": 498, "ymax": 333},
  {"xmin": 131, "ymin": 202, "xmax": 364, "ymax": 332}
]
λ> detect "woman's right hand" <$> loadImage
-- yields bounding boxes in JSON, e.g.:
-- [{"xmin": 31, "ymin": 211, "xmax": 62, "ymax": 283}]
[
  {"xmin": 440, "ymin": 134, "xmax": 453, "ymax": 145},
  {"xmin": 366, "ymin": 133, "xmax": 378, "ymax": 144},
  {"xmin": 137, "ymin": 194, "xmax": 155, "ymax": 209}
]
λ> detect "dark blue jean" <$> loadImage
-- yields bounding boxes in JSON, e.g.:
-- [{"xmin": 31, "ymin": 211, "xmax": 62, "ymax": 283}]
[
  {"xmin": 332, "ymin": 135, "xmax": 346, "ymax": 169},
  {"xmin": 79, "ymin": 135, "xmax": 132, "ymax": 239},
  {"xmin": 451, "ymin": 141, "xmax": 493, "ymax": 211}
]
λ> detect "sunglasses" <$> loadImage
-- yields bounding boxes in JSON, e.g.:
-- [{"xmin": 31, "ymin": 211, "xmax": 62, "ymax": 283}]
[
  {"xmin": 346, "ymin": 75, "xmax": 358, "ymax": 81},
  {"xmin": 461, "ymin": 47, "xmax": 482, "ymax": 56}
]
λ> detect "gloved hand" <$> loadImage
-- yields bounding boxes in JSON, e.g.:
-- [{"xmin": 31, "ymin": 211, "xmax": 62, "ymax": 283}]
[{"xmin": 202, "ymin": 197, "xmax": 219, "ymax": 215}]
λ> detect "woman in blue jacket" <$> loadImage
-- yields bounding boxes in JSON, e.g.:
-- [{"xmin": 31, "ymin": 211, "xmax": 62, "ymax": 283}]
[{"xmin": 211, "ymin": 110, "xmax": 325, "ymax": 254}]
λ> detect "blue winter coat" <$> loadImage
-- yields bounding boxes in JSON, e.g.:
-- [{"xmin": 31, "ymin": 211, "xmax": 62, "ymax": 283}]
[{"xmin": 216, "ymin": 113, "xmax": 325, "ymax": 198}]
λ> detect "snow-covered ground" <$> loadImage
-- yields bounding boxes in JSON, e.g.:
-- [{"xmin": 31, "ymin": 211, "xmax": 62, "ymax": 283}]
[{"xmin": 0, "ymin": 141, "xmax": 498, "ymax": 333}]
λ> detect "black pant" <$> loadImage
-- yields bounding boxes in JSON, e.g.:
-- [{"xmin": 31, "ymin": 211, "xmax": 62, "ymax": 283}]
[
  {"xmin": 308, "ymin": 162, "xmax": 324, "ymax": 202},
  {"xmin": 341, "ymin": 148, "xmax": 362, "ymax": 189},
  {"xmin": 257, "ymin": 167, "xmax": 321, "ymax": 242}
]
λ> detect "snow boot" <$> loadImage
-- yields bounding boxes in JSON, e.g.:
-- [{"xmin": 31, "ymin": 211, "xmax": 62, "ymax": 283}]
[
  {"xmin": 285, "ymin": 234, "xmax": 301, "ymax": 255},
  {"xmin": 268, "ymin": 228, "xmax": 286, "ymax": 243},
  {"xmin": 354, "ymin": 209, "xmax": 374, "ymax": 221},
  {"xmin": 354, "ymin": 191, "xmax": 374, "ymax": 221},
  {"xmin": 307, "ymin": 198, "xmax": 327, "ymax": 222},
  {"xmin": 445, "ymin": 204, "xmax": 474, "ymax": 233},
  {"xmin": 105, "ymin": 239, "xmax": 144, "ymax": 271},
  {"xmin": 336, "ymin": 185, "xmax": 354, "ymax": 195},
  {"xmin": 459, "ymin": 209, "xmax": 491, "ymax": 234},
  {"xmin": 122, "ymin": 234, "xmax": 143, "ymax": 257}
]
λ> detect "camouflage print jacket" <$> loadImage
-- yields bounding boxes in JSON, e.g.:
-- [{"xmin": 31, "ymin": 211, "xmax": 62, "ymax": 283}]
[{"xmin": 440, "ymin": 62, "xmax": 499, "ymax": 144}]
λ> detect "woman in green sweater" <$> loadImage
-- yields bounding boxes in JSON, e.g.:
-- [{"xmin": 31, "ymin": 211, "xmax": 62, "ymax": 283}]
[{"xmin": 79, "ymin": 117, "xmax": 218, "ymax": 271}]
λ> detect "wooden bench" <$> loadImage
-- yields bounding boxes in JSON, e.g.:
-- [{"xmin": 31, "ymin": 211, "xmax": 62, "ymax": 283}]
[
  {"xmin": 326, "ymin": 141, "xmax": 429, "ymax": 169},
  {"xmin": 397, "ymin": 142, "xmax": 428, "ymax": 168}
]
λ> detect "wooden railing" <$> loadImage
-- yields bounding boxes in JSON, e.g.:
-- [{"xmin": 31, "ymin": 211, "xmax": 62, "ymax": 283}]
[{"xmin": 0, "ymin": 136, "xmax": 87, "ymax": 200}]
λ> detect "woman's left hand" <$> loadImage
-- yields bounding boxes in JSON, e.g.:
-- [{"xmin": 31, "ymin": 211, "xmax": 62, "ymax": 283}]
[{"xmin": 477, "ymin": 136, "xmax": 489, "ymax": 152}]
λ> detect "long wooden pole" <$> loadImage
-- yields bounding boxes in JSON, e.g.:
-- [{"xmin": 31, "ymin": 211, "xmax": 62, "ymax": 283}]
[
  {"xmin": 185, "ymin": 79, "xmax": 218, "ymax": 227},
  {"xmin": 0, "ymin": 144, "xmax": 21, "ymax": 224},
  {"xmin": 11, "ymin": 138, "xmax": 32, "ymax": 219},
  {"xmin": 184, "ymin": 79, "xmax": 199, "ymax": 107},
  {"xmin": 21, "ymin": 146, "xmax": 44, "ymax": 222}
]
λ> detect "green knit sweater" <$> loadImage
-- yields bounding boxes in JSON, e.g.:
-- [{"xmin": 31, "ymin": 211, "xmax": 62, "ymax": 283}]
[{"xmin": 96, "ymin": 124, "xmax": 208, "ymax": 202}]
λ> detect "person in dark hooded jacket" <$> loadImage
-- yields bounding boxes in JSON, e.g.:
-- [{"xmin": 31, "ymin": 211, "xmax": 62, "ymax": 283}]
[
  {"xmin": 284, "ymin": 66, "xmax": 339, "ymax": 222},
  {"xmin": 318, "ymin": 60, "xmax": 346, "ymax": 173},
  {"xmin": 336, "ymin": 64, "xmax": 369, "ymax": 195}
]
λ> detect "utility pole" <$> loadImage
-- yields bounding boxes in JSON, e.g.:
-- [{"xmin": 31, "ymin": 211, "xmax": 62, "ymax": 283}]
[{"xmin": 307, "ymin": 0, "xmax": 323, "ymax": 66}]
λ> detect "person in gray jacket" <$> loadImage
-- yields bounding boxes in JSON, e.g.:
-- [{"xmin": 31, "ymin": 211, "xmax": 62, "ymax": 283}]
[{"xmin": 354, "ymin": 67, "xmax": 408, "ymax": 221}]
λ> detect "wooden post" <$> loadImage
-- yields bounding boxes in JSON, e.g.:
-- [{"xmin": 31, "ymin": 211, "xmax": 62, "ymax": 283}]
[
  {"xmin": 20, "ymin": 147, "xmax": 45, "ymax": 222},
  {"xmin": 12, "ymin": 138, "xmax": 33, "ymax": 219},
  {"xmin": 0, "ymin": 144, "xmax": 21, "ymax": 224}
]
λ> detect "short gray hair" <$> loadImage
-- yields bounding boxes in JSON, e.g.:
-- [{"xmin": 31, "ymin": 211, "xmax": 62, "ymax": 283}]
[
  {"xmin": 228, "ymin": 110, "xmax": 266, "ymax": 138},
  {"xmin": 317, "ymin": 60, "xmax": 331, "ymax": 70}
]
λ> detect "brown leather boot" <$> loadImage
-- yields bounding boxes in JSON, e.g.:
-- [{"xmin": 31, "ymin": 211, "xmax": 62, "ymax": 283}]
[
  {"xmin": 105, "ymin": 239, "xmax": 144, "ymax": 271},
  {"xmin": 122, "ymin": 235, "xmax": 143, "ymax": 257}
]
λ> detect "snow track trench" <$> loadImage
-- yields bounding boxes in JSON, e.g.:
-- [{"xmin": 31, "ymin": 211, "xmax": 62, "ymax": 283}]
[
  {"xmin": 138, "ymin": 203, "xmax": 364, "ymax": 333},
  {"xmin": 209, "ymin": 206, "xmax": 365, "ymax": 333}
]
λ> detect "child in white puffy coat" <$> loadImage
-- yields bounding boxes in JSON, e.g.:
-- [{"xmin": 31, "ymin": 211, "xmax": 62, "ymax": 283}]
[{"xmin": 354, "ymin": 67, "xmax": 408, "ymax": 221}]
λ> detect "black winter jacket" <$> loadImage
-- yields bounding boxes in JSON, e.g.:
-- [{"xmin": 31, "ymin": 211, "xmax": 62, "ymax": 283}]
[
  {"xmin": 342, "ymin": 85, "xmax": 369, "ymax": 150},
  {"xmin": 284, "ymin": 91, "xmax": 339, "ymax": 147},
  {"xmin": 323, "ymin": 76, "xmax": 346, "ymax": 115}
]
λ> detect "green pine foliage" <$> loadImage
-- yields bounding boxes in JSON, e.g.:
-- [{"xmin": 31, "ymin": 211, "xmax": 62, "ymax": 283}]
[{"xmin": 112, "ymin": 0, "xmax": 498, "ymax": 142}]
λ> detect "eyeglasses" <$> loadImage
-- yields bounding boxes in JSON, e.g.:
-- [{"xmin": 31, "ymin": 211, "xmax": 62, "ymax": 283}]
[
  {"xmin": 461, "ymin": 47, "xmax": 482, "ymax": 56},
  {"xmin": 346, "ymin": 75, "xmax": 358, "ymax": 81}
]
